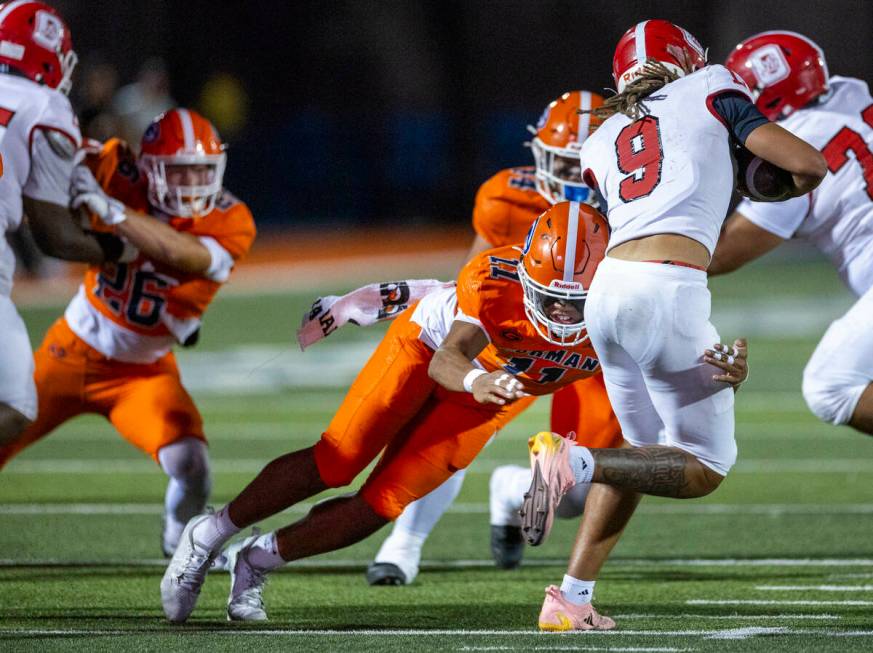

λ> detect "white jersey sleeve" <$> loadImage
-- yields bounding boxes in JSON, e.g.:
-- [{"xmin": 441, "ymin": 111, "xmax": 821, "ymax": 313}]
[
  {"xmin": 21, "ymin": 90, "xmax": 80, "ymax": 205},
  {"xmin": 704, "ymin": 64, "xmax": 754, "ymax": 101},
  {"xmin": 736, "ymin": 195, "xmax": 808, "ymax": 239}
]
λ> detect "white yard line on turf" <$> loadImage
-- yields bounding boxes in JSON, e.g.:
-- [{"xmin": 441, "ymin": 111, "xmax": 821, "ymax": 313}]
[
  {"xmin": 455, "ymin": 646, "xmax": 697, "ymax": 653},
  {"xmin": 1, "ymin": 627, "xmax": 872, "ymax": 640},
  {"xmin": 757, "ymin": 585, "xmax": 873, "ymax": 592},
  {"xmin": 688, "ymin": 599, "xmax": 873, "ymax": 606},
  {"xmin": 2, "ymin": 557, "xmax": 873, "ymax": 569},
  {"xmin": 5, "ymin": 459, "xmax": 873, "ymax": 474},
  {"xmin": 5, "ymin": 502, "xmax": 873, "ymax": 517},
  {"xmin": 615, "ymin": 614, "xmax": 839, "ymax": 620}
]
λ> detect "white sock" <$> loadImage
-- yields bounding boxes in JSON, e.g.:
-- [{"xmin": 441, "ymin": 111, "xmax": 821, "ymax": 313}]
[
  {"xmin": 489, "ymin": 465, "xmax": 531, "ymax": 527},
  {"xmin": 158, "ymin": 438, "xmax": 211, "ymax": 551},
  {"xmin": 395, "ymin": 469, "xmax": 466, "ymax": 535},
  {"xmin": 373, "ymin": 470, "xmax": 467, "ymax": 583},
  {"xmin": 560, "ymin": 574, "xmax": 595, "ymax": 606},
  {"xmin": 192, "ymin": 505, "xmax": 240, "ymax": 551},
  {"xmin": 246, "ymin": 531, "xmax": 285, "ymax": 571},
  {"xmin": 568, "ymin": 446, "xmax": 595, "ymax": 485}
]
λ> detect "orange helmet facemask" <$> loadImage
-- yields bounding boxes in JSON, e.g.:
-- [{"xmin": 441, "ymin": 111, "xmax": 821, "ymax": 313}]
[
  {"xmin": 518, "ymin": 201, "xmax": 609, "ymax": 346},
  {"xmin": 528, "ymin": 90, "xmax": 604, "ymax": 206},
  {"xmin": 139, "ymin": 108, "xmax": 226, "ymax": 218}
]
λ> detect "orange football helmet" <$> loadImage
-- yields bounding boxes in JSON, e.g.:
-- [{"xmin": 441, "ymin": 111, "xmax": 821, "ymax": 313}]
[
  {"xmin": 529, "ymin": 90, "xmax": 604, "ymax": 206},
  {"xmin": 518, "ymin": 200, "xmax": 608, "ymax": 346},
  {"xmin": 139, "ymin": 108, "xmax": 226, "ymax": 218}
]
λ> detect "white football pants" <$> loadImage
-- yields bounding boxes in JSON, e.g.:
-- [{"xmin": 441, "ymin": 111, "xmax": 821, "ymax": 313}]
[
  {"xmin": 803, "ymin": 282, "xmax": 873, "ymax": 425},
  {"xmin": 585, "ymin": 257, "xmax": 736, "ymax": 476},
  {"xmin": 0, "ymin": 295, "xmax": 37, "ymax": 420}
]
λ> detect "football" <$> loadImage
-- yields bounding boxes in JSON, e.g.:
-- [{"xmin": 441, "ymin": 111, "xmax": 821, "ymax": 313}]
[{"xmin": 733, "ymin": 145, "xmax": 794, "ymax": 202}]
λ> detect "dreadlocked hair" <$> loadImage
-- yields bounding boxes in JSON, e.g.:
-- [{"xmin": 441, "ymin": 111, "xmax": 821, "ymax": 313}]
[{"xmin": 587, "ymin": 60, "xmax": 682, "ymax": 121}]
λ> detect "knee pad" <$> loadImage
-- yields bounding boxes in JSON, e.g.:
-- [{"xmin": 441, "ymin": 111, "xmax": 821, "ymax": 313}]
[
  {"xmin": 802, "ymin": 363, "xmax": 863, "ymax": 426},
  {"xmin": 158, "ymin": 437, "xmax": 211, "ymax": 488}
]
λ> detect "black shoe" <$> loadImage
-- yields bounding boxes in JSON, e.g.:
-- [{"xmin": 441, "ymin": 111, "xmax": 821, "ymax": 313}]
[
  {"xmin": 366, "ymin": 562, "xmax": 407, "ymax": 586},
  {"xmin": 490, "ymin": 524, "xmax": 524, "ymax": 569}
]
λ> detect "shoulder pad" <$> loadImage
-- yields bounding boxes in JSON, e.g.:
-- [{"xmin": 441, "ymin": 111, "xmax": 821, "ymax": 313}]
[{"xmin": 41, "ymin": 128, "xmax": 77, "ymax": 160}]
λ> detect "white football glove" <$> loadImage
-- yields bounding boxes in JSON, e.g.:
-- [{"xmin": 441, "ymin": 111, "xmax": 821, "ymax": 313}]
[{"xmin": 70, "ymin": 165, "xmax": 127, "ymax": 226}]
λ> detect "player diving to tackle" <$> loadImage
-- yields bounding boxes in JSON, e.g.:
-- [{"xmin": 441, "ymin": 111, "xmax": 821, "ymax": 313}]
[
  {"xmin": 0, "ymin": 1, "xmax": 140, "ymax": 447},
  {"xmin": 160, "ymin": 199, "xmax": 749, "ymax": 624},
  {"xmin": 367, "ymin": 90, "xmax": 627, "ymax": 586},
  {"xmin": 0, "ymin": 108, "xmax": 256, "ymax": 557},
  {"xmin": 522, "ymin": 20, "xmax": 826, "ymax": 631},
  {"xmin": 713, "ymin": 32, "xmax": 873, "ymax": 436}
]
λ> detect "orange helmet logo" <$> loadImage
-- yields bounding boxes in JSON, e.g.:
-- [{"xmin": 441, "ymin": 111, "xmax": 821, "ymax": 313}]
[
  {"xmin": 529, "ymin": 90, "xmax": 604, "ymax": 206},
  {"xmin": 519, "ymin": 201, "xmax": 609, "ymax": 346}
]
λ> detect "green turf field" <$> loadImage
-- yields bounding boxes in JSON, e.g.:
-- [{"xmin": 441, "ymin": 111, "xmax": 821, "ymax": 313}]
[{"xmin": 3, "ymin": 256, "xmax": 873, "ymax": 651}]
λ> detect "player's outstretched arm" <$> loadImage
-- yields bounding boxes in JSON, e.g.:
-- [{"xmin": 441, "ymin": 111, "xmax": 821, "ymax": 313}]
[
  {"xmin": 24, "ymin": 196, "xmax": 115, "ymax": 264},
  {"xmin": 709, "ymin": 212, "xmax": 784, "ymax": 276},
  {"xmin": 744, "ymin": 122, "xmax": 827, "ymax": 196},
  {"xmin": 428, "ymin": 320, "xmax": 528, "ymax": 405},
  {"xmin": 113, "ymin": 213, "xmax": 211, "ymax": 274},
  {"xmin": 70, "ymin": 165, "xmax": 211, "ymax": 275}
]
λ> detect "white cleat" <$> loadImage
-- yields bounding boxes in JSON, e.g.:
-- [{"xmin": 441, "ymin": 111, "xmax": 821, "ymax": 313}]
[
  {"xmin": 226, "ymin": 534, "xmax": 269, "ymax": 622},
  {"xmin": 160, "ymin": 514, "xmax": 218, "ymax": 623}
]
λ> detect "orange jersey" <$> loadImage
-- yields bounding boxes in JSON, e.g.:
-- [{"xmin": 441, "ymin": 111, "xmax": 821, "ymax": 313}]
[
  {"xmin": 471, "ymin": 167, "xmax": 550, "ymax": 247},
  {"xmin": 66, "ymin": 139, "xmax": 256, "ymax": 363},
  {"xmin": 455, "ymin": 245, "xmax": 601, "ymax": 395}
]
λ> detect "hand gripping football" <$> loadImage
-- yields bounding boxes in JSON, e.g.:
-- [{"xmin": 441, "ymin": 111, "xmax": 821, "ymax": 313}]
[{"xmin": 733, "ymin": 145, "xmax": 794, "ymax": 202}]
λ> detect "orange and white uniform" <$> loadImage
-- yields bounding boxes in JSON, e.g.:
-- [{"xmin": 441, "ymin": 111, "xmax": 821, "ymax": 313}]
[
  {"xmin": 314, "ymin": 246, "xmax": 600, "ymax": 520},
  {"xmin": 0, "ymin": 139, "xmax": 256, "ymax": 466},
  {"xmin": 471, "ymin": 168, "xmax": 620, "ymax": 448}
]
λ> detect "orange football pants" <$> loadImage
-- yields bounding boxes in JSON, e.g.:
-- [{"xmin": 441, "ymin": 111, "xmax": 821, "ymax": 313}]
[
  {"xmin": 0, "ymin": 318, "xmax": 205, "ymax": 469},
  {"xmin": 550, "ymin": 373, "xmax": 624, "ymax": 449},
  {"xmin": 314, "ymin": 308, "xmax": 535, "ymax": 520}
]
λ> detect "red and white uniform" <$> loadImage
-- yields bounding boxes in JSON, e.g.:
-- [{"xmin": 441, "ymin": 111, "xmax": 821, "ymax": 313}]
[
  {"xmin": 580, "ymin": 66, "xmax": 746, "ymax": 476},
  {"xmin": 581, "ymin": 65, "xmax": 752, "ymax": 256},
  {"xmin": 737, "ymin": 77, "xmax": 873, "ymax": 425},
  {"xmin": 0, "ymin": 74, "xmax": 80, "ymax": 419}
]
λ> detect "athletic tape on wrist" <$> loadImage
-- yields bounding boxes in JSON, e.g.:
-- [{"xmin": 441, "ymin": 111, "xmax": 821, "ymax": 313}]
[{"xmin": 463, "ymin": 368, "xmax": 487, "ymax": 393}]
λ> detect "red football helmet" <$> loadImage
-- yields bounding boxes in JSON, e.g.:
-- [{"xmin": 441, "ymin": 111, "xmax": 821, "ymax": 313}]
[
  {"xmin": 0, "ymin": 1, "xmax": 76, "ymax": 94},
  {"xmin": 529, "ymin": 90, "xmax": 604, "ymax": 206},
  {"xmin": 139, "ymin": 108, "xmax": 227, "ymax": 218},
  {"xmin": 518, "ymin": 200, "xmax": 608, "ymax": 346},
  {"xmin": 725, "ymin": 31, "xmax": 828, "ymax": 121},
  {"xmin": 612, "ymin": 19, "xmax": 707, "ymax": 93}
]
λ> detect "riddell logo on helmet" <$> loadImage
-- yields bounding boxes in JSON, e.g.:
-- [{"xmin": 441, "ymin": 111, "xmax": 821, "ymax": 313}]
[
  {"xmin": 750, "ymin": 45, "xmax": 790, "ymax": 86},
  {"xmin": 549, "ymin": 280, "xmax": 582, "ymax": 291}
]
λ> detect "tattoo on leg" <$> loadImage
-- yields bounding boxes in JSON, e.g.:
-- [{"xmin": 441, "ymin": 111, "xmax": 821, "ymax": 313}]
[{"xmin": 591, "ymin": 446, "xmax": 691, "ymax": 497}]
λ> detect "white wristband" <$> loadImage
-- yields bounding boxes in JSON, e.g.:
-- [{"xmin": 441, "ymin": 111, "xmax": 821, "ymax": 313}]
[{"xmin": 462, "ymin": 368, "xmax": 487, "ymax": 393}]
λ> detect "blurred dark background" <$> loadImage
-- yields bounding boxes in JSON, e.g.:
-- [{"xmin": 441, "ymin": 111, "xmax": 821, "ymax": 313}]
[{"xmin": 54, "ymin": 0, "xmax": 873, "ymax": 230}]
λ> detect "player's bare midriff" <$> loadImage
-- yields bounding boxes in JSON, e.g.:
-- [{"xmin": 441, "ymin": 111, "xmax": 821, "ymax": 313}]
[{"xmin": 607, "ymin": 233, "xmax": 711, "ymax": 269}]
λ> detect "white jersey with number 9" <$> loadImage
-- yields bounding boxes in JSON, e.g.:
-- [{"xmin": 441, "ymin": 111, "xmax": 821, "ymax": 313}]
[{"xmin": 580, "ymin": 64, "xmax": 752, "ymax": 255}]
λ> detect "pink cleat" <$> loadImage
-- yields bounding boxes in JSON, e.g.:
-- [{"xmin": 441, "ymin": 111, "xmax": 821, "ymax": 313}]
[
  {"xmin": 538, "ymin": 585, "xmax": 615, "ymax": 631},
  {"xmin": 520, "ymin": 431, "xmax": 577, "ymax": 545}
]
